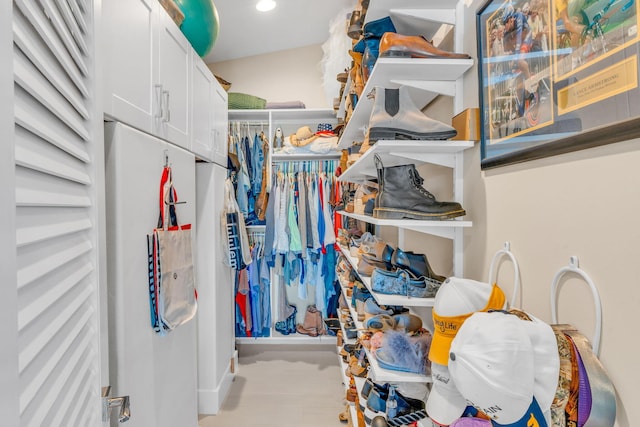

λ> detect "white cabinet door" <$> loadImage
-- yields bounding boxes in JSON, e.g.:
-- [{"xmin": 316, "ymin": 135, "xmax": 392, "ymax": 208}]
[
  {"xmin": 102, "ymin": 0, "xmax": 158, "ymax": 135},
  {"xmin": 105, "ymin": 122, "xmax": 198, "ymax": 427},
  {"xmin": 191, "ymin": 58, "xmax": 214, "ymax": 161},
  {"xmin": 155, "ymin": 11, "xmax": 191, "ymax": 150},
  {"xmin": 211, "ymin": 82, "xmax": 228, "ymax": 167}
]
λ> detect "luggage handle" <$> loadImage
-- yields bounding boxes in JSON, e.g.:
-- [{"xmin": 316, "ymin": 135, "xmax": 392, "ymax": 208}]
[
  {"xmin": 487, "ymin": 241, "xmax": 521, "ymax": 309},
  {"xmin": 550, "ymin": 256, "xmax": 603, "ymax": 356}
]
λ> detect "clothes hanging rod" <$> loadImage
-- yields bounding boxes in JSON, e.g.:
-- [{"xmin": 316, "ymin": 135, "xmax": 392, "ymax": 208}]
[
  {"xmin": 229, "ymin": 121, "xmax": 268, "ymax": 126},
  {"xmin": 271, "ymin": 153, "xmax": 341, "ymax": 162}
]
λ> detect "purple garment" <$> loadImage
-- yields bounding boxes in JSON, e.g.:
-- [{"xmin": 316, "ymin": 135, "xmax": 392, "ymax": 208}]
[
  {"xmin": 265, "ymin": 100, "xmax": 306, "ymax": 109},
  {"xmin": 450, "ymin": 418, "xmax": 491, "ymax": 427}
]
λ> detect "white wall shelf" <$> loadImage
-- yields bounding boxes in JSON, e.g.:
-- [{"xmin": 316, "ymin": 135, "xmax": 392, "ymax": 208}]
[
  {"xmin": 338, "ymin": 58, "xmax": 473, "ymax": 149},
  {"xmin": 338, "ymin": 140, "xmax": 474, "ymax": 184},
  {"xmin": 364, "ymin": 0, "xmax": 459, "ymax": 35},
  {"xmin": 338, "ymin": 212, "xmax": 470, "ymax": 241},
  {"xmin": 363, "ymin": 346, "xmax": 432, "ymax": 384}
]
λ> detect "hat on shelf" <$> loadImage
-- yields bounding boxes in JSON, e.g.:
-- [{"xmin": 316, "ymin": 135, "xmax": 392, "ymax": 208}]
[
  {"xmin": 426, "ymin": 362, "xmax": 469, "ymax": 426},
  {"xmin": 448, "ymin": 310, "xmax": 560, "ymax": 427},
  {"xmin": 428, "ymin": 277, "xmax": 506, "ymax": 366},
  {"xmin": 290, "ymin": 126, "xmax": 319, "ymax": 147},
  {"xmin": 316, "ymin": 123, "xmax": 336, "ymax": 136}
]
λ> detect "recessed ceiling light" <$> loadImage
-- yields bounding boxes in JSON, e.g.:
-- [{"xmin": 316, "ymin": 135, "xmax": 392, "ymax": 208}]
[{"xmin": 256, "ymin": 0, "xmax": 276, "ymax": 12}]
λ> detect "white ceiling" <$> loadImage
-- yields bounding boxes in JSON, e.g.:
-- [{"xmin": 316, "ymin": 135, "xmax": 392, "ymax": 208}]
[{"xmin": 204, "ymin": 0, "xmax": 354, "ymax": 64}]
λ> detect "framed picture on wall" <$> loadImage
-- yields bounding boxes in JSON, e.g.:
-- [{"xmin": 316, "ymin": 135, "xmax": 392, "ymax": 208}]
[{"xmin": 477, "ymin": 0, "xmax": 640, "ymax": 169}]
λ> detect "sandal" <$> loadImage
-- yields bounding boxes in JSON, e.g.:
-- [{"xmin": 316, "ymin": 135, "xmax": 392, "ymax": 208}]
[{"xmin": 338, "ymin": 404, "xmax": 350, "ymax": 423}]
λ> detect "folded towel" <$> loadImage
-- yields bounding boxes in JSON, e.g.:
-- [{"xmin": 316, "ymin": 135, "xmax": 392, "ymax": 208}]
[{"xmin": 265, "ymin": 100, "xmax": 306, "ymax": 109}]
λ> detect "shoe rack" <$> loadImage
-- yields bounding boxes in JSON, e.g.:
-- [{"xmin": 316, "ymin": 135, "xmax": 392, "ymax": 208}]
[
  {"xmin": 335, "ymin": 1, "xmax": 475, "ymax": 425},
  {"xmin": 337, "ymin": 139, "xmax": 473, "ymax": 278}
]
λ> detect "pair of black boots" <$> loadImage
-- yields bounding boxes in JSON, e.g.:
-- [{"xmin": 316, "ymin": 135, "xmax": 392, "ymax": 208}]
[{"xmin": 373, "ymin": 154, "xmax": 465, "ymax": 220}]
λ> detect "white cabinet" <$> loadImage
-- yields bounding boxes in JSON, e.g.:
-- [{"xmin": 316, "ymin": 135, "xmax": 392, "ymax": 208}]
[
  {"xmin": 103, "ymin": 0, "xmax": 192, "ymax": 151},
  {"xmin": 154, "ymin": 11, "xmax": 191, "ymax": 148},
  {"xmin": 211, "ymin": 82, "xmax": 229, "ymax": 166},
  {"xmin": 191, "ymin": 57, "xmax": 215, "ymax": 161},
  {"xmin": 102, "ymin": 0, "xmax": 157, "ymax": 135},
  {"xmin": 191, "ymin": 59, "xmax": 228, "ymax": 164}
]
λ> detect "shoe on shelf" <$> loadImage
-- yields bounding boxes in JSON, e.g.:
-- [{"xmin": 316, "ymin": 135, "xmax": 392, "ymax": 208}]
[
  {"xmin": 374, "ymin": 154, "xmax": 466, "ymax": 220},
  {"xmin": 370, "ymin": 268, "xmax": 440, "ymax": 298},
  {"xmin": 364, "ymin": 314, "xmax": 395, "ymax": 332},
  {"xmin": 363, "ymin": 297, "xmax": 394, "ymax": 320},
  {"xmin": 347, "ymin": 9, "xmax": 364, "ymax": 39},
  {"xmin": 368, "ymin": 86, "xmax": 457, "ymax": 142},
  {"xmin": 338, "ymin": 404, "xmax": 350, "ymax": 423},
  {"xmin": 379, "ymin": 32, "xmax": 471, "ymax": 59},
  {"xmin": 391, "ymin": 247, "xmax": 447, "ymax": 283},
  {"xmin": 374, "ymin": 330, "xmax": 427, "ymax": 375},
  {"xmin": 392, "ymin": 312, "xmax": 423, "ymax": 332}
]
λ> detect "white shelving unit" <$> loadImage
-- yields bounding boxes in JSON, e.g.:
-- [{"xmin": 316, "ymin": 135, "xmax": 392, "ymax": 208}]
[
  {"xmin": 334, "ymin": 0, "xmax": 473, "ymax": 423},
  {"xmin": 229, "ymin": 108, "xmax": 341, "ymax": 344}
]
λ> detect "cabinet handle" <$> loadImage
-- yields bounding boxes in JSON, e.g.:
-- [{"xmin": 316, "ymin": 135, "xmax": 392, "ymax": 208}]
[
  {"xmin": 154, "ymin": 84, "xmax": 163, "ymax": 119},
  {"xmin": 162, "ymin": 90, "xmax": 170, "ymax": 122}
]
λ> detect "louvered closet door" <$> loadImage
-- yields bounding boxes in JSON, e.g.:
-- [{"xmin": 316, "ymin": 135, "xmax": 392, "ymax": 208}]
[{"xmin": 12, "ymin": 0, "xmax": 106, "ymax": 425}]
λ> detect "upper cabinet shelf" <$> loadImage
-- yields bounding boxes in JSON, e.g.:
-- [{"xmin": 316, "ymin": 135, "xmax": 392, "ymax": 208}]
[{"xmin": 337, "ymin": 58, "xmax": 473, "ymax": 149}]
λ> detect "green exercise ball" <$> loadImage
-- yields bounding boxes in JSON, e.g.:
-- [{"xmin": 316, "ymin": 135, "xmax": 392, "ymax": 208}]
[{"xmin": 175, "ymin": 0, "xmax": 219, "ymax": 57}]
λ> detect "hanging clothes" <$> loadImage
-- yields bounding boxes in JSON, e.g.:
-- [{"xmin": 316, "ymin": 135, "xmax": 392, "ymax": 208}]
[
  {"xmin": 265, "ymin": 160, "xmax": 340, "ymax": 320},
  {"xmin": 235, "ymin": 231, "xmax": 271, "ymax": 338},
  {"xmin": 228, "ymin": 122, "xmax": 269, "ymax": 226}
]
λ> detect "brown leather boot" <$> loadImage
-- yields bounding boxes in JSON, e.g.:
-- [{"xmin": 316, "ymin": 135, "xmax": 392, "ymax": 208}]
[
  {"xmin": 379, "ymin": 32, "xmax": 471, "ymax": 59},
  {"xmin": 348, "ymin": 50, "xmax": 364, "ymax": 100}
]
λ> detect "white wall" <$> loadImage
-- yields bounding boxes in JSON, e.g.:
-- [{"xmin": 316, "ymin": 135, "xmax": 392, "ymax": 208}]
[
  {"xmin": 213, "ymin": 36, "xmax": 638, "ymax": 425},
  {"xmin": 458, "ymin": 1, "xmax": 636, "ymax": 425},
  {"xmin": 207, "ymin": 45, "xmax": 331, "ymax": 109}
]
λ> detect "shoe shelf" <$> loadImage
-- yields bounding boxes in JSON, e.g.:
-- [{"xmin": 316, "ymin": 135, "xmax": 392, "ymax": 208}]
[
  {"xmin": 337, "ymin": 57, "xmax": 473, "ymax": 149},
  {"xmin": 337, "ymin": 211, "xmax": 471, "ymax": 241},
  {"xmin": 338, "ymin": 245, "xmax": 437, "ymax": 308},
  {"xmin": 338, "ymin": 140, "xmax": 474, "ymax": 184},
  {"xmin": 363, "ymin": 345, "xmax": 432, "ymax": 384},
  {"xmin": 364, "ymin": 0, "xmax": 459, "ymax": 37}
]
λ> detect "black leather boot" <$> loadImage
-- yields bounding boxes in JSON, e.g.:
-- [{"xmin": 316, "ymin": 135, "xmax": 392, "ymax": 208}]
[
  {"xmin": 391, "ymin": 248, "xmax": 447, "ymax": 283},
  {"xmin": 374, "ymin": 155, "xmax": 465, "ymax": 220}
]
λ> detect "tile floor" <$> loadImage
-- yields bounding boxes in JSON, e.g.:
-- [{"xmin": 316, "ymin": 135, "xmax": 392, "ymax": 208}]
[{"xmin": 198, "ymin": 344, "xmax": 348, "ymax": 427}]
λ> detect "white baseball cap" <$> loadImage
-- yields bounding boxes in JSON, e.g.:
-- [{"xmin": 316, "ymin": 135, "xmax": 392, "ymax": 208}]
[
  {"xmin": 448, "ymin": 310, "xmax": 559, "ymax": 426},
  {"xmin": 429, "ymin": 277, "xmax": 506, "ymax": 366},
  {"xmin": 426, "ymin": 362, "xmax": 468, "ymax": 426}
]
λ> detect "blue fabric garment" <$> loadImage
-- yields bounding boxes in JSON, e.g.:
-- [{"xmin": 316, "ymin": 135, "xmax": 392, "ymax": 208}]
[
  {"xmin": 251, "ymin": 133, "xmax": 264, "ymax": 196},
  {"xmin": 259, "ymin": 257, "xmax": 271, "ymax": 332},
  {"xmin": 323, "ymin": 245, "xmax": 337, "ymax": 304},
  {"xmin": 249, "ymin": 247, "xmax": 262, "ymax": 336},
  {"xmin": 234, "ymin": 136, "xmax": 250, "ymax": 216}
]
